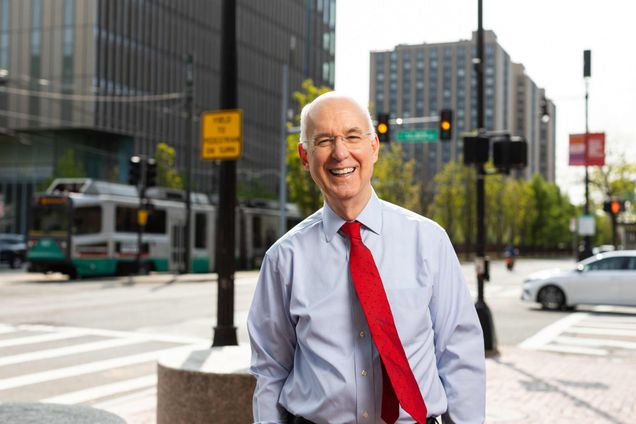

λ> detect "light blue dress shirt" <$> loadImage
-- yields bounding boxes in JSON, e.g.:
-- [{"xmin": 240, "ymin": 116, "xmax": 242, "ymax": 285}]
[{"xmin": 248, "ymin": 191, "xmax": 485, "ymax": 424}]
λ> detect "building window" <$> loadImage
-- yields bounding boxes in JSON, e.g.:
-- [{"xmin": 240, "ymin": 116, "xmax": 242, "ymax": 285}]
[{"xmin": 0, "ymin": 0, "xmax": 9, "ymax": 68}]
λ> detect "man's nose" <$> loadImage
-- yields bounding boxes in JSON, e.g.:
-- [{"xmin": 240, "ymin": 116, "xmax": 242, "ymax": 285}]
[{"xmin": 330, "ymin": 136, "xmax": 350, "ymax": 160}]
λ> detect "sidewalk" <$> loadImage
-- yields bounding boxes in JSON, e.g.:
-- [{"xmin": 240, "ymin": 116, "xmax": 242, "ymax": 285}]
[
  {"xmin": 118, "ymin": 345, "xmax": 636, "ymax": 423},
  {"xmin": 486, "ymin": 347, "xmax": 635, "ymax": 423}
]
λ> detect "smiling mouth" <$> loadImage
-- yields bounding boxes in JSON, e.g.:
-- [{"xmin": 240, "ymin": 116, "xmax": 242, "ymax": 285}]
[{"xmin": 329, "ymin": 167, "xmax": 355, "ymax": 176}]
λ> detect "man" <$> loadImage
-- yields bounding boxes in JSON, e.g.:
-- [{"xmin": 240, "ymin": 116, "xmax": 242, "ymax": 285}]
[{"xmin": 248, "ymin": 92, "xmax": 485, "ymax": 424}]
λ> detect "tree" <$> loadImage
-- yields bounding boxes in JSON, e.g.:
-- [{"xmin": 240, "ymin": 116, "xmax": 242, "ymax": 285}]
[
  {"xmin": 286, "ymin": 80, "xmax": 331, "ymax": 216},
  {"xmin": 154, "ymin": 142, "xmax": 183, "ymax": 189},
  {"xmin": 429, "ymin": 160, "xmax": 471, "ymax": 243},
  {"xmin": 372, "ymin": 143, "xmax": 421, "ymax": 213},
  {"xmin": 37, "ymin": 149, "xmax": 86, "ymax": 191}
]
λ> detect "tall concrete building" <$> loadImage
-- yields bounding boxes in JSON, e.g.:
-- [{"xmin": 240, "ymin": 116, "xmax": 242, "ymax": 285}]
[
  {"xmin": 369, "ymin": 30, "xmax": 555, "ymax": 190},
  {"xmin": 0, "ymin": 0, "xmax": 336, "ymax": 234}
]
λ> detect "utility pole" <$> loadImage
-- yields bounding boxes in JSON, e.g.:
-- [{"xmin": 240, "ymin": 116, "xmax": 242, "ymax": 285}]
[
  {"xmin": 581, "ymin": 50, "xmax": 593, "ymax": 260},
  {"xmin": 213, "ymin": 0, "xmax": 238, "ymax": 347},
  {"xmin": 278, "ymin": 37, "xmax": 295, "ymax": 238},
  {"xmin": 183, "ymin": 54, "xmax": 194, "ymax": 274},
  {"xmin": 474, "ymin": 0, "xmax": 497, "ymax": 355}
]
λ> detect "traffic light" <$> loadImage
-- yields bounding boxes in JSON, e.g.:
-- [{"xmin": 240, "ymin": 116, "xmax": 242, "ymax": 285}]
[
  {"xmin": 129, "ymin": 156, "xmax": 142, "ymax": 186},
  {"xmin": 439, "ymin": 109, "xmax": 453, "ymax": 141},
  {"xmin": 462, "ymin": 135, "xmax": 490, "ymax": 166},
  {"xmin": 146, "ymin": 158, "xmax": 157, "ymax": 188},
  {"xmin": 603, "ymin": 200, "xmax": 625, "ymax": 215},
  {"xmin": 376, "ymin": 113, "xmax": 390, "ymax": 143},
  {"xmin": 493, "ymin": 135, "xmax": 528, "ymax": 173}
]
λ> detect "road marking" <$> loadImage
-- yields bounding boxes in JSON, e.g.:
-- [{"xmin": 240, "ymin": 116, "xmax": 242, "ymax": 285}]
[
  {"xmin": 0, "ymin": 331, "xmax": 85, "ymax": 348},
  {"xmin": 0, "ymin": 344, "xmax": 207, "ymax": 391},
  {"xmin": 564, "ymin": 327, "xmax": 636, "ymax": 337},
  {"xmin": 19, "ymin": 324, "xmax": 210, "ymax": 345},
  {"xmin": 41, "ymin": 375, "xmax": 156, "ymax": 404},
  {"xmin": 93, "ymin": 386, "xmax": 156, "ymax": 410},
  {"xmin": 538, "ymin": 344, "xmax": 607, "ymax": 356},
  {"xmin": 0, "ymin": 325, "xmax": 16, "ymax": 335},
  {"xmin": 0, "ymin": 338, "xmax": 142, "ymax": 367},
  {"xmin": 554, "ymin": 335, "xmax": 636, "ymax": 350},
  {"xmin": 518, "ymin": 312, "xmax": 589, "ymax": 349},
  {"xmin": 574, "ymin": 322, "xmax": 636, "ymax": 330}
]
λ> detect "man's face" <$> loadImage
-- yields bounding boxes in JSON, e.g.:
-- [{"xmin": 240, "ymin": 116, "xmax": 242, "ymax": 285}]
[{"xmin": 298, "ymin": 98, "xmax": 379, "ymax": 210}]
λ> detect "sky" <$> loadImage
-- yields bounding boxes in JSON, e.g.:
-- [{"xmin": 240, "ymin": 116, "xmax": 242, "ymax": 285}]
[{"xmin": 334, "ymin": 0, "xmax": 636, "ymax": 205}]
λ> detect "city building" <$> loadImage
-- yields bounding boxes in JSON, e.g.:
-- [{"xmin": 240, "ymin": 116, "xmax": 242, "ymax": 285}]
[
  {"xmin": 0, "ymin": 0, "xmax": 336, "ymax": 234},
  {"xmin": 369, "ymin": 30, "xmax": 556, "ymax": 196}
]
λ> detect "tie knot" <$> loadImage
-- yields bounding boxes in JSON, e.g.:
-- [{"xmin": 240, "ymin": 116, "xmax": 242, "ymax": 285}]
[{"xmin": 340, "ymin": 221, "xmax": 362, "ymax": 240}]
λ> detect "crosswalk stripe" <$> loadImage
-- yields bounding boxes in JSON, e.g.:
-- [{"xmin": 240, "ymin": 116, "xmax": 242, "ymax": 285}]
[
  {"xmin": 0, "ymin": 325, "xmax": 16, "ymax": 335},
  {"xmin": 564, "ymin": 327, "xmax": 636, "ymax": 337},
  {"xmin": 0, "ymin": 338, "xmax": 142, "ymax": 367},
  {"xmin": 576, "ymin": 322, "xmax": 636, "ymax": 330},
  {"xmin": 0, "ymin": 344, "xmax": 207, "ymax": 391},
  {"xmin": 538, "ymin": 344, "xmax": 607, "ymax": 356},
  {"xmin": 518, "ymin": 312, "xmax": 589, "ymax": 349},
  {"xmin": 41, "ymin": 375, "xmax": 156, "ymax": 404},
  {"xmin": 554, "ymin": 335, "xmax": 636, "ymax": 350},
  {"xmin": 19, "ymin": 324, "xmax": 210, "ymax": 345},
  {"xmin": 0, "ymin": 331, "xmax": 85, "ymax": 348}
]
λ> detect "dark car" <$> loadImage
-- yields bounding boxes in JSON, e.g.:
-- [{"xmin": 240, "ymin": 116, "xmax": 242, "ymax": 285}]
[{"xmin": 0, "ymin": 233, "xmax": 26, "ymax": 269}]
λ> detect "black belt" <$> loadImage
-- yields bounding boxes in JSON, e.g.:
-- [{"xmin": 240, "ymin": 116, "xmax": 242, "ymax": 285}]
[{"xmin": 285, "ymin": 409, "xmax": 439, "ymax": 424}]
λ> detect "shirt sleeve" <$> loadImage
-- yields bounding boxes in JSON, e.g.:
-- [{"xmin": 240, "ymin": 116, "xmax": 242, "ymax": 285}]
[
  {"xmin": 429, "ymin": 230, "xmax": 486, "ymax": 424},
  {"xmin": 247, "ymin": 250, "xmax": 297, "ymax": 423}
]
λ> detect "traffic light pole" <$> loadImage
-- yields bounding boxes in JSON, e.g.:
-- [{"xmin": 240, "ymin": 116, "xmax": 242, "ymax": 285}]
[
  {"xmin": 183, "ymin": 55, "xmax": 194, "ymax": 274},
  {"xmin": 136, "ymin": 158, "xmax": 147, "ymax": 275},
  {"xmin": 213, "ymin": 0, "xmax": 238, "ymax": 347},
  {"xmin": 474, "ymin": 0, "xmax": 497, "ymax": 355},
  {"xmin": 582, "ymin": 74, "xmax": 592, "ymax": 259}
]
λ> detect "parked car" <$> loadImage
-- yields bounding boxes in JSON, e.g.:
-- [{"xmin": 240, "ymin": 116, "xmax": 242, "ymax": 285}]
[
  {"xmin": 522, "ymin": 250, "xmax": 636, "ymax": 310},
  {"xmin": 0, "ymin": 233, "xmax": 26, "ymax": 269}
]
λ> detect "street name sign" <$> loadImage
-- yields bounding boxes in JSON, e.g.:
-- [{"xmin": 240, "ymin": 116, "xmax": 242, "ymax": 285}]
[
  {"xmin": 201, "ymin": 109, "xmax": 243, "ymax": 160},
  {"xmin": 395, "ymin": 129, "xmax": 439, "ymax": 142}
]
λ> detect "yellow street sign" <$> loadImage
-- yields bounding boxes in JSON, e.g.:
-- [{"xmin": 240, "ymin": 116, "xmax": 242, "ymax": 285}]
[{"xmin": 201, "ymin": 109, "xmax": 243, "ymax": 160}]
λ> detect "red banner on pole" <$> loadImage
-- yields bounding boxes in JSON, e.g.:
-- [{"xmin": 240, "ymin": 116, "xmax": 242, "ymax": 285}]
[{"xmin": 569, "ymin": 132, "xmax": 605, "ymax": 166}]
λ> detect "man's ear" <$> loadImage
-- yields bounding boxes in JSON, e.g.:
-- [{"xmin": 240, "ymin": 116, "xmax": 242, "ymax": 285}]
[
  {"xmin": 298, "ymin": 143, "xmax": 310, "ymax": 170},
  {"xmin": 371, "ymin": 133, "xmax": 380, "ymax": 164}
]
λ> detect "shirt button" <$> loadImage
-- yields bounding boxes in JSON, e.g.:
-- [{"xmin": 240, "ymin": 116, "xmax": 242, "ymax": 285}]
[
  {"xmin": 359, "ymin": 331, "xmax": 366, "ymax": 338},
  {"xmin": 362, "ymin": 410, "xmax": 369, "ymax": 418},
  {"xmin": 361, "ymin": 369, "xmax": 368, "ymax": 376}
]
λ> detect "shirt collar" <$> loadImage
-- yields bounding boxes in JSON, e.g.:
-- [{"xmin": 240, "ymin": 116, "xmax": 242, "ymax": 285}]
[{"xmin": 322, "ymin": 189, "xmax": 383, "ymax": 242}]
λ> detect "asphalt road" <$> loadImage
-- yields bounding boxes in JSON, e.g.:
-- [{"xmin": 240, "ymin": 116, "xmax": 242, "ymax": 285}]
[{"xmin": 0, "ymin": 257, "xmax": 578, "ymax": 346}]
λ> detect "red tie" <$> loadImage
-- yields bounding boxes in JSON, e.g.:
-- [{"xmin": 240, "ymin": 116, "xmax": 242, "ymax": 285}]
[{"xmin": 341, "ymin": 221, "xmax": 428, "ymax": 424}]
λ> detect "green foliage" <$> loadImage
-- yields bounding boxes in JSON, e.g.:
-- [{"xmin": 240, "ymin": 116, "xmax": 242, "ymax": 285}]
[
  {"xmin": 37, "ymin": 149, "xmax": 86, "ymax": 191},
  {"xmin": 429, "ymin": 160, "xmax": 475, "ymax": 242},
  {"xmin": 286, "ymin": 80, "xmax": 331, "ymax": 216},
  {"xmin": 372, "ymin": 143, "xmax": 421, "ymax": 213},
  {"xmin": 237, "ymin": 177, "xmax": 276, "ymax": 200},
  {"xmin": 429, "ymin": 162, "xmax": 576, "ymax": 250},
  {"xmin": 154, "ymin": 142, "xmax": 184, "ymax": 189}
]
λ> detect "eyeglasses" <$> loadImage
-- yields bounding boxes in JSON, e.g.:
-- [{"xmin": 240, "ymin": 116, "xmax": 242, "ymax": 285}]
[{"xmin": 307, "ymin": 130, "xmax": 374, "ymax": 150}]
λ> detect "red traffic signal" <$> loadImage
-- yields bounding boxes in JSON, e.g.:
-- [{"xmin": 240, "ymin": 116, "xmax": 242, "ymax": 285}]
[{"xmin": 603, "ymin": 200, "xmax": 625, "ymax": 215}]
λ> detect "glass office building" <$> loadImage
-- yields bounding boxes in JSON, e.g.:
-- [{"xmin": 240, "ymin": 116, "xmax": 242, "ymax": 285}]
[{"xmin": 0, "ymin": 0, "xmax": 336, "ymax": 234}]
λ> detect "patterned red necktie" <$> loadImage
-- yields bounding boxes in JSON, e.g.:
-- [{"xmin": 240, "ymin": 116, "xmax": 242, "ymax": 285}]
[{"xmin": 341, "ymin": 221, "xmax": 428, "ymax": 424}]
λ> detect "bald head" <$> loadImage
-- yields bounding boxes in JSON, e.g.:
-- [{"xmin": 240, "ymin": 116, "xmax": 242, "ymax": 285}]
[{"xmin": 299, "ymin": 92, "xmax": 375, "ymax": 148}]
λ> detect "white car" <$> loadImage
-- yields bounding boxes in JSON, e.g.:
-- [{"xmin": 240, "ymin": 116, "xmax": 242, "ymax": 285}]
[{"xmin": 521, "ymin": 250, "xmax": 636, "ymax": 310}]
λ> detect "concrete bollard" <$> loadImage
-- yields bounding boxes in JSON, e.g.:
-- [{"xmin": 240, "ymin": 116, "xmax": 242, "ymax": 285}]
[{"xmin": 157, "ymin": 345, "xmax": 255, "ymax": 424}]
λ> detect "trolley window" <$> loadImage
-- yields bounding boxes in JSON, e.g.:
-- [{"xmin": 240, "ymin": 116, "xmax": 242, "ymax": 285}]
[
  {"xmin": 115, "ymin": 206, "xmax": 166, "ymax": 234},
  {"xmin": 195, "ymin": 212, "xmax": 207, "ymax": 248},
  {"xmin": 30, "ymin": 200, "xmax": 69, "ymax": 236},
  {"xmin": 73, "ymin": 206, "xmax": 102, "ymax": 235}
]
